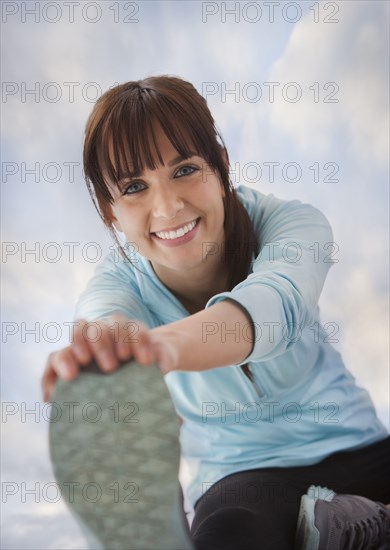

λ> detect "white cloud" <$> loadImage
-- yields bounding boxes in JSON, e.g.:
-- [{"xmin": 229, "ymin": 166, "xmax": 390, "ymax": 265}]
[
  {"xmin": 2, "ymin": 418, "xmax": 88, "ymax": 549},
  {"xmin": 267, "ymin": 1, "xmax": 389, "ymax": 165},
  {"xmin": 321, "ymin": 266, "xmax": 389, "ymax": 427}
]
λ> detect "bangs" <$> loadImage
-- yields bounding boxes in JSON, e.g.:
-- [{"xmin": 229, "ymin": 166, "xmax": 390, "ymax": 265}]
[{"xmin": 87, "ymin": 85, "xmax": 222, "ymax": 206}]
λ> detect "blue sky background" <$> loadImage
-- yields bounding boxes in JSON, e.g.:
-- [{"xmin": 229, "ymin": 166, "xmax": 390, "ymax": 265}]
[{"xmin": 1, "ymin": 1, "xmax": 389, "ymax": 548}]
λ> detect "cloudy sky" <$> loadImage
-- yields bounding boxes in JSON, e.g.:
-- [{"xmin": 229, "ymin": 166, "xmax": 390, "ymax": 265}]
[{"xmin": 1, "ymin": 1, "xmax": 389, "ymax": 548}]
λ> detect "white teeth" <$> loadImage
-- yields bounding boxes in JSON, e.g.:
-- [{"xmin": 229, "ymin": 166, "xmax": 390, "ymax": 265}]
[{"xmin": 155, "ymin": 219, "xmax": 197, "ymax": 240}]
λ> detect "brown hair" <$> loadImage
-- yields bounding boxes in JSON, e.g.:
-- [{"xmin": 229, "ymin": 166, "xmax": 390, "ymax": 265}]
[{"xmin": 83, "ymin": 75, "xmax": 259, "ymax": 381}]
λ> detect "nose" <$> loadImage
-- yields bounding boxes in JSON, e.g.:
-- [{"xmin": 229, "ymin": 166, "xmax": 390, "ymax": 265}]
[{"xmin": 152, "ymin": 183, "xmax": 184, "ymax": 220}]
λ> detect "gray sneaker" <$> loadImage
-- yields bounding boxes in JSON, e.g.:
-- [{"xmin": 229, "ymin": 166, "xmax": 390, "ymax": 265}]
[
  {"xmin": 49, "ymin": 359, "xmax": 194, "ymax": 550},
  {"xmin": 295, "ymin": 484, "xmax": 390, "ymax": 550}
]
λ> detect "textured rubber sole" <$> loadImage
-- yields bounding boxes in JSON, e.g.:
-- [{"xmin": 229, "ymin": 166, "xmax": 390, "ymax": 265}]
[{"xmin": 49, "ymin": 360, "xmax": 194, "ymax": 550}]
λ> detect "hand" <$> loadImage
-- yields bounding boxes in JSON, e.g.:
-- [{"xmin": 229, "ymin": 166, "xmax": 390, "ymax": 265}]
[{"xmin": 41, "ymin": 314, "xmax": 159, "ymax": 402}]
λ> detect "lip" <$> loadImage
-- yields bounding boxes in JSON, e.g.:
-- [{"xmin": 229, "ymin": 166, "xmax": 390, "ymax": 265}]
[{"xmin": 151, "ymin": 217, "xmax": 201, "ymax": 247}]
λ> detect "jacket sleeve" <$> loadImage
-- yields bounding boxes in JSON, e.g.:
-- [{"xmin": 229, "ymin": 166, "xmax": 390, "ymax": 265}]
[
  {"xmin": 73, "ymin": 252, "xmax": 158, "ymax": 328},
  {"xmin": 205, "ymin": 188, "xmax": 337, "ymax": 364}
]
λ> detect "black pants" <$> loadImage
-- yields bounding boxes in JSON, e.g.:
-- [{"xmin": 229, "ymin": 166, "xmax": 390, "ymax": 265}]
[{"xmin": 189, "ymin": 436, "xmax": 390, "ymax": 550}]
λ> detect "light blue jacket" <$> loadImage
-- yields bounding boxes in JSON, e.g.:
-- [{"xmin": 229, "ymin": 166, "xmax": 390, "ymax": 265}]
[{"xmin": 74, "ymin": 185, "xmax": 388, "ymax": 526}]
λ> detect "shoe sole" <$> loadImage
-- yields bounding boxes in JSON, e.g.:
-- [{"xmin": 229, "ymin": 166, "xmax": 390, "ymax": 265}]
[
  {"xmin": 294, "ymin": 485, "xmax": 335, "ymax": 550},
  {"xmin": 49, "ymin": 359, "xmax": 194, "ymax": 550}
]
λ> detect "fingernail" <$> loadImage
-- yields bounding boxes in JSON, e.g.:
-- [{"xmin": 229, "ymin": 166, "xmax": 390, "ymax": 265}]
[{"xmin": 99, "ymin": 350, "xmax": 116, "ymax": 371}]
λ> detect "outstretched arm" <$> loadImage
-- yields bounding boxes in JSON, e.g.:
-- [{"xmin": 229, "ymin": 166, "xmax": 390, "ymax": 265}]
[{"xmin": 148, "ymin": 298, "xmax": 254, "ymax": 374}]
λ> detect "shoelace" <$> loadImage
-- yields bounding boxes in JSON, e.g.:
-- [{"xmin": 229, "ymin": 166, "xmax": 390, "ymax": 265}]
[{"xmin": 344, "ymin": 510, "xmax": 389, "ymax": 549}]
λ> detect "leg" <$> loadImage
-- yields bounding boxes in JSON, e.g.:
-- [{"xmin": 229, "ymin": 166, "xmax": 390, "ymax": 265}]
[
  {"xmin": 191, "ymin": 470, "xmax": 308, "ymax": 550},
  {"xmin": 190, "ymin": 436, "xmax": 390, "ymax": 550},
  {"xmin": 307, "ymin": 435, "xmax": 390, "ymax": 503},
  {"xmin": 294, "ymin": 436, "xmax": 390, "ymax": 549}
]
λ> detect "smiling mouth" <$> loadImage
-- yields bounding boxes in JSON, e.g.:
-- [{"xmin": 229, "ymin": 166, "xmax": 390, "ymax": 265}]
[{"xmin": 152, "ymin": 218, "xmax": 200, "ymax": 240}]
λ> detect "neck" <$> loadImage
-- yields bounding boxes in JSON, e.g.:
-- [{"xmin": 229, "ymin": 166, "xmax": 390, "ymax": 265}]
[{"xmin": 151, "ymin": 255, "xmax": 229, "ymax": 314}]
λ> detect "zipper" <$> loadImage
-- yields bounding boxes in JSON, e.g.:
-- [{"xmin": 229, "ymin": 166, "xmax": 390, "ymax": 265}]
[{"xmin": 240, "ymin": 363, "xmax": 265, "ymax": 399}]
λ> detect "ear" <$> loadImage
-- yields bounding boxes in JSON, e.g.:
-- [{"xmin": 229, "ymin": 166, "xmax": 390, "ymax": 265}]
[
  {"xmin": 112, "ymin": 219, "xmax": 123, "ymax": 233},
  {"xmin": 107, "ymin": 206, "xmax": 123, "ymax": 233}
]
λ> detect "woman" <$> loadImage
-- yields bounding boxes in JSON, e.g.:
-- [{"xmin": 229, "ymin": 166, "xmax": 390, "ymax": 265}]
[{"xmin": 42, "ymin": 76, "xmax": 390, "ymax": 549}]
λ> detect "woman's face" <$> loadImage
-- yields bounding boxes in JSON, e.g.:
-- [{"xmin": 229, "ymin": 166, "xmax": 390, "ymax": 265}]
[{"xmin": 107, "ymin": 124, "xmax": 226, "ymax": 278}]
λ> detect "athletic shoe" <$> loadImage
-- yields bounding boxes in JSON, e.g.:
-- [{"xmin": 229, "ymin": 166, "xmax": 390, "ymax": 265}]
[
  {"xmin": 49, "ymin": 359, "xmax": 194, "ymax": 550},
  {"xmin": 295, "ymin": 484, "xmax": 390, "ymax": 550}
]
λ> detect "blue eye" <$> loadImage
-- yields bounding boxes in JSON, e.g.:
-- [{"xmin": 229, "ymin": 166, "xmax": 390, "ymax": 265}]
[
  {"xmin": 176, "ymin": 165, "xmax": 197, "ymax": 177},
  {"xmin": 123, "ymin": 181, "xmax": 146, "ymax": 195}
]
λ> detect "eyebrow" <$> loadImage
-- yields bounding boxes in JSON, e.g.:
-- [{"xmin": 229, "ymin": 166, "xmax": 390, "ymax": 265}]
[
  {"xmin": 168, "ymin": 153, "xmax": 197, "ymax": 167},
  {"xmin": 118, "ymin": 152, "xmax": 198, "ymax": 183}
]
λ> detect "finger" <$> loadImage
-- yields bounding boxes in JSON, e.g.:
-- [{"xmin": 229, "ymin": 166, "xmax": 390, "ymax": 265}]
[
  {"xmin": 41, "ymin": 348, "xmax": 79, "ymax": 402},
  {"xmin": 42, "ymin": 353, "xmax": 58, "ymax": 402},
  {"xmin": 42, "ymin": 368, "xmax": 57, "ymax": 403},
  {"xmin": 83, "ymin": 320, "xmax": 118, "ymax": 372},
  {"xmin": 113, "ymin": 319, "xmax": 139, "ymax": 361},
  {"xmin": 109, "ymin": 317, "xmax": 154, "ymax": 365},
  {"xmin": 52, "ymin": 348, "xmax": 80, "ymax": 380},
  {"xmin": 71, "ymin": 319, "xmax": 93, "ymax": 365},
  {"xmin": 132, "ymin": 323, "xmax": 157, "ymax": 365}
]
